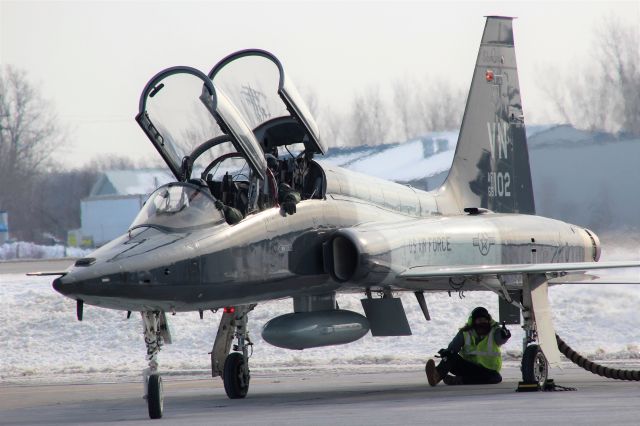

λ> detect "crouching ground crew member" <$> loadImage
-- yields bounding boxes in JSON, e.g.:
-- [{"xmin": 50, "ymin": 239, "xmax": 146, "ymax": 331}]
[{"xmin": 426, "ymin": 306, "xmax": 511, "ymax": 386}]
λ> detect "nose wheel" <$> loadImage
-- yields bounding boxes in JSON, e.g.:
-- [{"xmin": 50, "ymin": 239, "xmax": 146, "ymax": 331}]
[
  {"xmin": 141, "ymin": 311, "xmax": 170, "ymax": 419},
  {"xmin": 147, "ymin": 373, "xmax": 164, "ymax": 419}
]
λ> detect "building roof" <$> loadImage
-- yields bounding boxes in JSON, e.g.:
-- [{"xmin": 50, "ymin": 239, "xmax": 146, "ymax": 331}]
[{"xmin": 89, "ymin": 169, "xmax": 175, "ymax": 197}]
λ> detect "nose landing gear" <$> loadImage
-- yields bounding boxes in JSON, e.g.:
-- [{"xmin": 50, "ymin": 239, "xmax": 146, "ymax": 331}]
[
  {"xmin": 147, "ymin": 373, "xmax": 164, "ymax": 419},
  {"xmin": 141, "ymin": 311, "xmax": 171, "ymax": 419}
]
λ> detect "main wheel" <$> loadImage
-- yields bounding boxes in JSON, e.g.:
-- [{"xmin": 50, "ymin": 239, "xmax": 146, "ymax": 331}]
[
  {"xmin": 147, "ymin": 373, "xmax": 164, "ymax": 419},
  {"xmin": 223, "ymin": 352, "xmax": 249, "ymax": 399},
  {"xmin": 522, "ymin": 344, "xmax": 548, "ymax": 386}
]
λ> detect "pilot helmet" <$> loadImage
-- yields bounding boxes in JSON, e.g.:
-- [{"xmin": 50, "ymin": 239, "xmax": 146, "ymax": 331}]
[{"xmin": 265, "ymin": 154, "xmax": 279, "ymax": 172}]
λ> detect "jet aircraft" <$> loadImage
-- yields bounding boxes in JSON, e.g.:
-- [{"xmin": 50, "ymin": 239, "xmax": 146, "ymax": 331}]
[{"xmin": 46, "ymin": 16, "xmax": 640, "ymax": 419}]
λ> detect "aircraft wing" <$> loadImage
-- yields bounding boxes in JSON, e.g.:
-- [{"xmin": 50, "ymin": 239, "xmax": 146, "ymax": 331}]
[
  {"xmin": 547, "ymin": 270, "xmax": 640, "ymax": 285},
  {"xmin": 26, "ymin": 271, "xmax": 68, "ymax": 276},
  {"xmin": 399, "ymin": 261, "xmax": 640, "ymax": 280}
]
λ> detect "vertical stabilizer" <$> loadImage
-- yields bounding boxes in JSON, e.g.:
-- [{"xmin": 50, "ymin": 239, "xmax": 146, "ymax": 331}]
[{"xmin": 436, "ymin": 17, "xmax": 535, "ymax": 215}]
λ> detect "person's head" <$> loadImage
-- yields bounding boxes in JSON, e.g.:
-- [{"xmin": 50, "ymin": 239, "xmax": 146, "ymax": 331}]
[
  {"xmin": 470, "ymin": 306, "xmax": 492, "ymax": 336},
  {"xmin": 265, "ymin": 154, "xmax": 279, "ymax": 173}
]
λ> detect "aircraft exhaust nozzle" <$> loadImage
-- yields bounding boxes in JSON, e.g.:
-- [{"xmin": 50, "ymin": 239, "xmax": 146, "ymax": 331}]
[
  {"xmin": 331, "ymin": 235, "xmax": 359, "ymax": 282},
  {"xmin": 261, "ymin": 310, "xmax": 370, "ymax": 350},
  {"xmin": 584, "ymin": 228, "xmax": 601, "ymax": 261}
]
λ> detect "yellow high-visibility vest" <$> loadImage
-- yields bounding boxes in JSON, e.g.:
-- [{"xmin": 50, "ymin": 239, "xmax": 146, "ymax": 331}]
[{"xmin": 460, "ymin": 321, "xmax": 502, "ymax": 372}]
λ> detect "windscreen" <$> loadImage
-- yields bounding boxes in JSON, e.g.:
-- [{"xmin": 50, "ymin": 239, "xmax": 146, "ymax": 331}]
[{"xmin": 130, "ymin": 184, "xmax": 224, "ymax": 231}]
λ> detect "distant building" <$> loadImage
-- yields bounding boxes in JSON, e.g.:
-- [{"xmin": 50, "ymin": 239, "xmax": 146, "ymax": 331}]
[
  {"xmin": 76, "ymin": 169, "xmax": 173, "ymax": 247},
  {"xmin": 0, "ymin": 211, "xmax": 8, "ymax": 244}
]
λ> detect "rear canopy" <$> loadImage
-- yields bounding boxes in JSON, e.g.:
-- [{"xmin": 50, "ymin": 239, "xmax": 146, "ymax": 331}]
[{"xmin": 208, "ymin": 49, "xmax": 326, "ymax": 155}]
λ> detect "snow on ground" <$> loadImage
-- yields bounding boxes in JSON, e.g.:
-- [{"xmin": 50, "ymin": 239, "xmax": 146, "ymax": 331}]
[
  {"xmin": 1, "ymin": 243, "xmax": 639, "ymax": 385},
  {"xmin": 0, "ymin": 242, "xmax": 91, "ymax": 261}
]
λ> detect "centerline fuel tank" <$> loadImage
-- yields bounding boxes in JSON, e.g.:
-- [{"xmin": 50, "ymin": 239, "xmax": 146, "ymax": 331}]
[{"xmin": 261, "ymin": 310, "xmax": 370, "ymax": 350}]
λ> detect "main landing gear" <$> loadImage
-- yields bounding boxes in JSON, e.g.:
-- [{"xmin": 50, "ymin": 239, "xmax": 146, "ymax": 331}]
[
  {"xmin": 520, "ymin": 305, "xmax": 548, "ymax": 387},
  {"xmin": 210, "ymin": 305, "xmax": 256, "ymax": 399},
  {"xmin": 497, "ymin": 273, "xmax": 552, "ymax": 390},
  {"xmin": 141, "ymin": 311, "xmax": 171, "ymax": 419},
  {"xmin": 510, "ymin": 273, "xmax": 553, "ymax": 390}
]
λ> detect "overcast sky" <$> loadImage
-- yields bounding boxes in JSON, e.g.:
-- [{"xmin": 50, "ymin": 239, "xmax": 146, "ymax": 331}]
[{"xmin": 1, "ymin": 1, "xmax": 638, "ymax": 168}]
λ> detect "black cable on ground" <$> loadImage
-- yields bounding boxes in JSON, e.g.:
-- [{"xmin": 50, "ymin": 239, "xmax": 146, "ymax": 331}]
[{"xmin": 556, "ymin": 334, "xmax": 640, "ymax": 381}]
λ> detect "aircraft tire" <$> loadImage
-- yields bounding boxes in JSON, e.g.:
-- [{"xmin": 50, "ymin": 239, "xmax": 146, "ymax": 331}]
[
  {"xmin": 522, "ymin": 344, "xmax": 548, "ymax": 386},
  {"xmin": 223, "ymin": 352, "xmax": 249, "ymax": 399},
  {"xmin": 147, "ymin": 374, "xmax": 164, "ymax": 419}
]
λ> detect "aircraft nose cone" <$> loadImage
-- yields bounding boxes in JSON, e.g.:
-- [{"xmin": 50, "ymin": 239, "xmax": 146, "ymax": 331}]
[
  {"xmin": 52, "ymin": 275, "xmax": 77, "ymax": 298},
  {"xmin": 52, "ymin": 276, "xmax": 66, "ymax": 295}
]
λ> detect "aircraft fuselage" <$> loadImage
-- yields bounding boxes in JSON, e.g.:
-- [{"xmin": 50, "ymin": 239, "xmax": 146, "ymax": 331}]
[{"xmin": 54, "ymin": 166, "xmax": 596, "ymax": 312}]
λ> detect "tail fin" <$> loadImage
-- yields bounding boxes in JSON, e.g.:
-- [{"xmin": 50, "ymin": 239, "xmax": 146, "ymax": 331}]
[{"xmin": 436, "ymin": 16, "xmax": 535, "ymax": 215}]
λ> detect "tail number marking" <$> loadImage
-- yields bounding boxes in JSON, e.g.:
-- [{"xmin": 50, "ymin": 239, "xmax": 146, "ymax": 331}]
[
  {"xmin": 487, "ymin": 122, "xmax": 509, "ymax": 160},
  {"xmin": 488, "ymin": 172, "xmax": 511, "ymax": 197}
]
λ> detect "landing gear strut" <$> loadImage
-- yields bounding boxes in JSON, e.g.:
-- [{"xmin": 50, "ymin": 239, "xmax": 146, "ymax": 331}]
[
  {"xmin": 142, "ymin": 311, "xmax": 170, "ymax": 419},
  {"xmin": 497, "ymin": 274, "xmax": 552, "ymax": 388},
  {"xmin": 519, "ymin": 274, "xmax": 551, "ymax": 387},
  {"xmin": 224, "ymin": 305, "xmax": 254, "ymax": 398},
  {"xmin": 210, "ymin": 305, "xmax": 256, "ymax": 399}
]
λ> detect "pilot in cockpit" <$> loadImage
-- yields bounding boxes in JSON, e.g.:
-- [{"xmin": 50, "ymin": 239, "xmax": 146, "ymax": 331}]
[
  {"xmin": 214, "ymin": 173, "xmax": 244, "ymax": 225},
  {"xmin": 265, "ymin": 154, "xmax": 300, "ymax": 215}
]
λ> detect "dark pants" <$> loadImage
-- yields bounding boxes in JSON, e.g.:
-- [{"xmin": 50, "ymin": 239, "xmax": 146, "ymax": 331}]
[{"xmin": 439, "ymin": 353, "xmax": 502, "ymax": 385}]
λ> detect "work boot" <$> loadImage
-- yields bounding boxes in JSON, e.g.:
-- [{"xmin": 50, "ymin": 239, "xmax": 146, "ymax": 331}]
[
  {"xmin": 425, "ymin": 359, "xmax": 443, "ymax": 386},
  {"xmin": 443, "ymin": 375, "xmax": 464, "ymax": 386}
]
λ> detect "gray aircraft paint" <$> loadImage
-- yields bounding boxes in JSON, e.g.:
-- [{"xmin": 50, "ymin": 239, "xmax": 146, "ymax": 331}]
[
  {"xmin": 436, "ymin": 16, "xmax": 534, "ymax": 215},
  {"xmin": 53, "ymin": 17, "xmax": 624, "ymax": 348}
]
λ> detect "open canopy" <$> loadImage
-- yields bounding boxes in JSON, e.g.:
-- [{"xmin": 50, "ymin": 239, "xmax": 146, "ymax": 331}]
[
  {"xmin": 208, "ymin": 49, "xmax": 326, "ymax": 155},
  {"xmin": 136, "ymin": 66, "xmax": 267, "ymax": 181}
]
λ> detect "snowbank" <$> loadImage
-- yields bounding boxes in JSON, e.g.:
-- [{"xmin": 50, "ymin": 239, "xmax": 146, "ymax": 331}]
[
  {"xmin": 0, "ymin": 242, "xmax": 91, "ymax": 260},
  {"xmin": 1, "ymin": 244, "xmax": 638, "ymax": 384}
]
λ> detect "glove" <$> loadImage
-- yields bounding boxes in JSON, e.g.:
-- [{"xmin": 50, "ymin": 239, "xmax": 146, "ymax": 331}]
[
  {"xmin": 282, "ymin": 201, "xmax": 297, "ymax": 215},
  {"xmin": 214, "ymin": 200, "xmax": 224, "ymax": 210},
  {"xmin": 500, "ymin": 322, "xmax": 511, "ymax": 340},
  {"xmin": 437, "ymin": 348, "xmax": 452, "ymax": 359}
]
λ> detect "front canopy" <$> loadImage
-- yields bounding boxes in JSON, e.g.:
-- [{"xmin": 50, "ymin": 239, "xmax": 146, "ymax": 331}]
[
  {"xmin": 130, "ymin": 182, "xmax": 224, "ymax": 231},
  {"xmin": 136, "ymin": 66, "xmax": 267, "ymax": 181}
]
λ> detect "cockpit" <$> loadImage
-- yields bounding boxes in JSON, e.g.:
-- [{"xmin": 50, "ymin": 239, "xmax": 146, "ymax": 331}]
[
  {"xmin": 130, "ymin": 183, "xmax": 224, "ymax": 231},
  {"xmin": 135, "ymin": 50, "xmax": 327, "ymax": 224}
]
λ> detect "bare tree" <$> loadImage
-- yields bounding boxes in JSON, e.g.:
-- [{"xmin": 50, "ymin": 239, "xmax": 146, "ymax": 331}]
[
  {"xmin": 544, "ymin": 18, "xmax": 640, "ymax": 135},
  {"xmin": 0, "ymin": 65, "xmax": 64, "ymax": 241},
  {"xmin": 318, "ymin": 107, "xmax": 346, "ymax": 147},
  {"xmin": 415, "ymin": 79, "xmax": 464, "ymax": 134},
  {"xmin": 392, "ymin": 78, "xmax": 418, "ymax": 140},
  {"xmin": 300, "ymin": 86, "xmax": 321, "ymax": 121},
  {"xmin": 597, "ymin": 17, "xmax": 640, "ymax": 135},
  {"xmin": 0, "ymin": 66, "xmax": 62, "ymax": 178},
  {"xmin": 348, "ymin": 86, "xmax": 392, "ymax": 146},
  {"xmin": 86, "ymin": 154, "xmax": 141, "ymax": 172}
]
